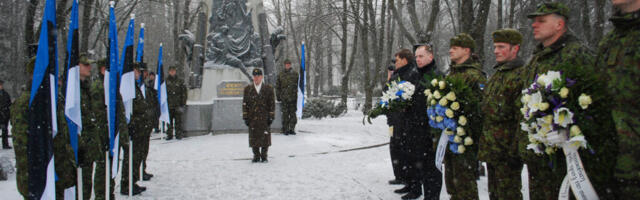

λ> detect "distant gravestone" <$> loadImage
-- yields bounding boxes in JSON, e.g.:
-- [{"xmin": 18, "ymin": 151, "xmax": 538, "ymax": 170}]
[{"xmin": 216, "ymin": 81, "xmax": 249, "ymax": 98}]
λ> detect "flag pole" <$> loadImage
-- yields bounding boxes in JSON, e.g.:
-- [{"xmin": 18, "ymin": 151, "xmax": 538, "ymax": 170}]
[
  {"xmin": 106, "ymin": 151, "xmax": 110, "ymax": 200},
  {"xmin": 77, "ymin": 168, "xmax": 83, "ymax": 199},
  {"xmin": 129, "ymin": 139, "xmax": 133, "ymax": 197}
]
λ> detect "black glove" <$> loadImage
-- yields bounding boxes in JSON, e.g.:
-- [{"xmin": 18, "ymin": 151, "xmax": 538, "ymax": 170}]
[
  {"xmin": 244, "ymin": 120, "xmax": 250, "ymax": 126},
  {"xmin": 268, "ymin": 118, "xmax": 273, "ymax": 126},
  {"xmin": 78, "ymin": 149, "xmax": 87, "ymax": 167}
]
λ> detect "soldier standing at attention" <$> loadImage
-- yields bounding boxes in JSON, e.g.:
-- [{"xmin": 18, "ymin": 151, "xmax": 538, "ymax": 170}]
[
  {"xmin": 0, "ymin": 79, "xmax": 11, "ymax": 149},
  {"xmin": 141, "ymin": 63, "xmax": 157, "ymax": 181},
  {"xmin": 276, "ymin": 59, "xmax": 298, "ymax": 135},
  {"xmin": 443, "ymin": 33, "xmax": 486, "ymax": 200},
  {"xmin": 166, "ymin": 66, "xmax": 187, "ymax": 140},
  {"xmin": 243, "ymin": 68, "xmax": 275, "ymax": 163},
  {"xmin": 477, "ymin": 29, "xmax": 526, "ymax": 199},
  {"xmin": 596, "ymin": 0, "xmax": 640, "ymax": 197},
  {"xmin": 520, "ymin": 2, "xmax": 617, "ymax": 198}
]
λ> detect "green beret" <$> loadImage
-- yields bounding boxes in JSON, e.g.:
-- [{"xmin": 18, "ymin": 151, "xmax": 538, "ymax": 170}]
[
  {"xmin": 79, "ymin": 53, "xmax": 95, "ymax": 65},
  {"xmin": 97, "ymin": 58, "xmax": 108, "ymax": 68},
  {"xmin": 252, "ymin": 68, "xmax": 263, "ymax": 76},
  {"xmin": 492, "ymin": 28, "xmax": 523, "ymax": 45},
  {"xmin": 527, "ymin": 2, "xmax": 570, "ymax": 19},
  {"xmin": 450, "ymin": 33, "xmax": 476, "ymax": 50},
  {"xmin": 134, "ymin": 62, "xmax": 148, "ymax": 70},
  {"xmin": 284, "ymin": 59, "xmax": 292, "ymax": 64},
  {"xmin": 169, "ymin": 66, "xmax": 177, "ymax": 70}
]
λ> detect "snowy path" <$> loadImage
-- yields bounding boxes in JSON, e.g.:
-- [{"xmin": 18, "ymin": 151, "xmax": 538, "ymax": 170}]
[{"xmin": 1, "ymin": 111, "xmax": 409, "ymax": 199}]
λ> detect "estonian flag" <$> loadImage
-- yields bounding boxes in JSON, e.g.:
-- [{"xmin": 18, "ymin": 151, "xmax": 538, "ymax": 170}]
[
  {"xmin": 137, "ymin": 23, "xmax": 146, "ymax": 99},
  {"xmin": 296, "ymin": 42, "xmax": 306, "ymax": 119},
  {"xmin": 119, "ymin": 14, "xmax": 136, "ymax": 123},
  {"xmin": 106, "ymin": 1, "xmax": 120, "ymax": 178},
  {"xmin": 28, "ymin": 0, "xmax": 58, "ymax": 198},
  {"xmin": 155, "ymin": 44, "xmax": 170, "ymax": 123},
  {"xmin": 63, "ymin": 0, "xmax": 81, "ymax": 198}
]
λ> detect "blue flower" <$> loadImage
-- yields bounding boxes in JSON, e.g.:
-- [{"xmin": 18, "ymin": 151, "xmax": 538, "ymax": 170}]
[
  {"xmin": 427, "ymin": 107, "xmax": 435, "ymax": 116},
  {"xmin": 396, "ymin": 90, "xmax": 405, "ymax": 99},
  {"xmin": 449, "ymin": 143, "xmax": 459, "ymax": 153},
  {"xmin": 435, "ymin": 121, "xmax": 445, "ymax": 130},
  {"xmin": 444, "ymin": 118, "xmax": 457, "ymax": 130},
  {"xmin": 435, "ymin": 104, "xmax": 447, "ymax": 116},
  {"xmin": 448, "ymin": 134, "xmax": 455, "ymax": 142},
  {"xmin": 429, "ymin": 119, "xmax": 437, "ymax": 128}
]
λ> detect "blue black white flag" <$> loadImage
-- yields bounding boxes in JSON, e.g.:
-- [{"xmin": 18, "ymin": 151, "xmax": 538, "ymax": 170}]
[
  {"xmin": 106, "ymin": 1, "xmax": 120, "ymax": 178},
  {"xmin": 120, "ymin": 14, "xmax": 136, "ymax": 122},
  {"xmin": 155, "ymin": 44, "xmax": 170, "ymax": 123},
  {"xmin": 296, "ymin": 42, "xmax": 306, "ymax": 119},
  {"xmin": 28, "ymin": 0, "xmax": 58, "ymax": 198}
]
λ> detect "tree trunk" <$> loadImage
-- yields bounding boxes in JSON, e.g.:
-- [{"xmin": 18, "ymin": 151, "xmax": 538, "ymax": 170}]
[
  {"xmin": 594, "ymin": 0, "xmax": 606, "ymax": 43},
  {"xmin": 24, "ymin": 0, "xmax": 39, "ymax": 58},
  {"xmin": 361, "ymin": 0, "xmax": 372, "ymax": 114},
  {"xmin": 327, "ymin": 33, "xmax": 334, "ymax": 89},
  {"xmin": 80, "ymin": 0, "xmax": 95, "ymax": 53},
  {"xmin": 459, "ymin": 0, "xmax": 473, "ymax": 33},
  {"xmin": 340, "ymin": 0, "xmax": 349, "ymax": 105},
  {"xmin": 389, "ymin": 0, "xmax": 416, "ymax": 44},
  {"xmin": 424, "ymin": 0, "xmax": 440, "ymax": 41},
  {"xmin": 509, "ymin": 0, "xmax": 517, "ymax": 27},
  {"xmin": 498, "ymin": 0, "xmax": 503, "ymax": 29},
  {"xmin": 581, "ymin": 0, "xmax": 593, "ymax": 46},
  {"xmin": 470, "ymin": 0, "xmax": 491, "ymax": 63}
]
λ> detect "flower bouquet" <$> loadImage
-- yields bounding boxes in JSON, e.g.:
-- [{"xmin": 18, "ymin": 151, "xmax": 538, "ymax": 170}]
[
  {"xmin": 364, "ymin": 78, "xmax": 416, "ymax": 124},
  {"xmin": 426, "ymin": 77, "xmax": 478, "ymax": 154}
]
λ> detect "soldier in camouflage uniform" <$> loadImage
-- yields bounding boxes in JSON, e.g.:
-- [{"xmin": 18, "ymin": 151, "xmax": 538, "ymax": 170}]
[
  {"xmin": 478, "ymin": 29, "xmax": 526, "ymax": 199},
  {"xmin": 139, "ymin": 62, "xmax": 155, "ymax": 181},
  {"xmin": 75, "ymin": 55, "xmax": 103, "ymax": 199},
  {"xmin": 596, "ymin": 0, "xmax": 640, "ymax": 197},
  {"xmin": 120, "ymin": 63, "xmax": 149, "ymax": 195},
  {"xmin": 91, "ymin": 58, "xmax": 130, "ymax": 199},
  {"xmin": 243, "ymin": 68, "xmax": 275, "ymax": 162},
  {"xmin": 519, "ymin": 2, "xmax": 617, "ymax": 199},
  {"xmin": 275, "ymin": 59, "xmax": 298, "ymax": 135},
  {"xmin": 166, "ymin": 66, "xmax": 187, "ymax": 140},
  {"xmin": 442, "ymin": 33, "xmax": 486, "ymax": 200}
]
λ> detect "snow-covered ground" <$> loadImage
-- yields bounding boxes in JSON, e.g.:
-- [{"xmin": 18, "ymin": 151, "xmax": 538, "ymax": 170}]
[{"xmin": 0, "ymin": 111, "xmax": 415, "ymax": 200}]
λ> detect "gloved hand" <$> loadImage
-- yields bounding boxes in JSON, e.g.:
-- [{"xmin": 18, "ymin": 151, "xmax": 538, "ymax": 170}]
[
  {"xmin": 244, "ymin": 120, "xmax": 250, "ymax": 126},
  {"xmin": 268, "ymin": 118, "xmax": 273, "ymax": 126}
]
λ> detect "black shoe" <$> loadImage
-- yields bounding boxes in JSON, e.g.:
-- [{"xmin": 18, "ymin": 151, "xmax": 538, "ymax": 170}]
[
  {"xmin": 2, "ymin": 146, "xmax": 11, "ymax": 149},
  {"xmin": 401, "ymin": 191, "xmax": 422, "ymax": 199},
  {"xmin": 290, "ymin": 131, "xmax": 296, "ymax": 135},
  {"xmin": 283, "ymin": 131, "xmax": 289, "ymax": 135},
  {"xmin": 388, "ymin": 179, "xmax": 404, "ymax": 185},
  {"xmin": 120, "ymin": 185, "xmax": 144, "ymax": 196},
  {"xmin": 394, "ymin": 185, "xmax": 411, "ymax": 194},
  {"xmin": 252, "ymin": 156, "xmax": 260, "ymax": 163},
  {"xmin": 144, "ymin": 172, "xmax": 154, "ymax": 178},
  {"xmin": 165, "ymin": 137, "xmax": 173, "ymax": 141},
  {"xmin": 176, "ymin": 136, "xmax": 183, "ymax": 140},
  {"xmin": 143, "ymin": 174, "xmax": 152, "ymax": 181},
  {"xmin": 261, "ymin": 157, "xmax": 268, "ymax": 163}
]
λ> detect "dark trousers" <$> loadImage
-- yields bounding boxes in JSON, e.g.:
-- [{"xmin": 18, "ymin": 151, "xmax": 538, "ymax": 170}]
[
  {"xmin": 167, "ymin": 108, "xmax": 183, "ymax": 139},
  {"xmin": 1, "ymin": 122, "xmax": 9, "ymax": 148},
  {"xmin": 252, "ymin": 147, "xmax": 269, "ymax": 159},
  {"xmin": 406, "ymin": 126, "xmax": 442, "ymax": 199},
  {"xmin": 94, "ymin": 157, "xmax": 115, "ymax": 200},
  {"xmin": 390, "ymin": 128, "xmax": 408, "ymax": 182}
]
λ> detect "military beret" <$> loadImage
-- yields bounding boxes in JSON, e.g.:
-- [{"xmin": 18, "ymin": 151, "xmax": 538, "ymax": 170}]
[
  {"xmin": 97, "ymin": 58, "xmax": 108, "ymax": 68},
  {"xmin": 134, "ymin": 62, "xmax": 148, "ymax": 71},
  {"xmin": 284, "ymin": 59, "xmax": 292, "ymax": 64},
  {"xmin": 168, "ymin": 66, "xmax": 177, "ymax": 70},
  {"xmin": 527, "ymin": 2, "xmax": 570, "ymax": 19},
  {"xmin": 450, "ymin": 33, "xmax": 476, "ymax": 50},
  {"xmin": 79, "ymin": 53, "xmax": 95, "ymax": 65},
  {"xmin": 492, "ymin": 28, "xmax": 523, "ymax": 45},
  {"xmin": 252, "ymin": 68, "xmax": 263, "ymax": 76}
]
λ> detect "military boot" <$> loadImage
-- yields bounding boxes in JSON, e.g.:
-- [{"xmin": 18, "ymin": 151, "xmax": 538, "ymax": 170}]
[
  {"xmin": 252, "ymin": 147, "xmax": 260, "ymax": 163},
  {"xmin": 260, "ymin": 147, "xmax": 269, "ymax": 163}
]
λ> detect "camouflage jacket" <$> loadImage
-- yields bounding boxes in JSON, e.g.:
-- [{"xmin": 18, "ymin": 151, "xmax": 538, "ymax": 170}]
[
  {"xmin": 166, "ymin": 75, "xmax": 187, "ymax": 109},
  {"xmin": 276, "ymin": 68, "xmax": 298, "ymax": 103},
  {"xmin": 10, "ymin": 90, "xmax": 30, "ymax": 197},
  {"xmin": 520, "ymin": 33, "xmax": 617, "ymax": 198},
  {"xmin": 597, "ymin": 9, "xmax": 640, "ymax": 188},
  {"xmin": 130, "ymin": 81, "xmax": 150, "ymax": 137},
  {"xmin": 90, "ymin": 76, "xmax": 130, "ymax": 149},
  {"xmin": 478, "ymin": 57, "xmax": 526, "ymax": 164},
  {"xmin": 55, "ymin": 91, "xmax": 79, "ymax": 189},
  {"xmin": 78, "ymin": 79, "xmax": 102, "ymax": 165}
]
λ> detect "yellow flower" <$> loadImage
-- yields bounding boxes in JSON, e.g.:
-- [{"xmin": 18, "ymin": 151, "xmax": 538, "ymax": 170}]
[
  {"xmin": 464, "ymin": 137, "xmax": 473, "ymax": 146},
  {"xmin": 445, "ymin": 92, "xmax": 457, "ymax": 101},
  {"xmin": 570, "ymin": 125, "xmax": 582, "ymax": 137},
  {"xmin": 445, "ymin": 129, "xmax": 454, "ymax": 135},
  {"xmin": 559, "ymin": 87, "xmax": 569, "ymax": 99},
  {"xmin": 424, "ymin": 89, "xmax": 432, "ymax": 97},
  {"xmin": 545, "ymin": 146, "xmax": 555, "ymax": 155},
  {"xmin": 433, "ymin": 90, "xmax": 442, "ymax": 99},
  {"xmin": 436, "ymin": 116, "xmax": 444, "ymax": 122},
  {"xmin": 539, "ymin": 102, "xmax": 550, "ymax": 111},
  {"xmin": 430, "ymin": 99, "xmax": 437, "ymax": 105},
  {"xmin": 521, "ymin": 94, "xmax": 531, "ymax": 104},
  {"xmin": 456, "ymin": 127, "xmax": 465, "ymax": 136},
  {"xmin": 439, "ymin": 81, "xmax": 446, "ymax": 90},
  {"xmin": 578, "ymin": 93, "xmax": 592, "ymax": 109},
  {"xmin": 458, "ymin": 145, "xmax": 466, "ymax": 153},
  {"xmin": 445, "ymin": 109, "xmax": 454, "ymax": 118},
  {"xmin": 451, "ymin": 102, "xmax": 460, "ymax": 111},
  {"xmin": 439, "ymin": 98, "xmax": 449, "ymax": 107},
  {"xmin": 431, "ymin": 79, "xmax": 438, "ymax": 87},
  {"xmin": 454, "ymin": 136, "xmax": 462, "ymax": 143},
  {"xmin": 458, "ymin": 116, "xmax": 467, "ymax": 126}
]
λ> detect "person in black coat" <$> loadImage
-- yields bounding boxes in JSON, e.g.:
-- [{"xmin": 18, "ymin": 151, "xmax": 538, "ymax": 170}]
[{"xmin": 0, "ymin": 80, "xmax": 11, "ymax": 149}]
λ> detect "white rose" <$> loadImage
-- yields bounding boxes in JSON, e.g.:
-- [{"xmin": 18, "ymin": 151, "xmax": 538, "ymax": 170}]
[
  {"xmin": 445, "ymin": 92, "xmax": 457, "ymax": 101},
  {"xmin": 431, "ymin": 79, "xmax": 438, "ymax": 87},
  {"xmin": 559, "ymin": 87, "xmax": 569, "ymax": 99},
  {"xmin": 521, "ymin": 122, "xmax": 530, "ymax": 132},
  {"xmin": 458, "ymin": 116, "xmax": 467, "ymax": 126},
  {"xmin": 457, "ymin": 145, "xmax": 466, "ymax": 153},
  {"xmin": 431, "ymin": 99, "xmax": 437, "ymax": 105},
  {"xmin": 521, "ymin": 94, "xmax": 532, "ymax": 104},
  {"xmin": 578, "ymin": 93, "xmax": 592, "ymax": 109},
  {"xmin": 454, "ymin": 136, "xmax": 462, "ymax": 143},
  {"xmin": 464, "ymin": 137, "xmax": 473, "ymax": 146},
  {"xmin": 439, "ymin": 98, "xmax": 449, "ymax": 107},
  {"xmin": 424, "ymin": 89, "xmax": 432, "ymax": 97},
  {"xmin": 445, "ymin": 109, "xmax": 455, "ymax": 118},
  {"xmin": 456, "ymin": 127, "xmax": 466, "ymax": 136},
  {"xmin": 539, "ymin": 102, "xmax": 550, "ymax": 111},
  {"xmin": 433, "ymin": 90, "xmax": 442, "ymax": 99},
  {"xmin": 445, "ymin": 129, "xmax": 454, "ymax": 135},
  {"xmin": 527, "ymin": 91, "xmax": 543, "ymax": 113},
  {"xmin": 439, "ymin": 81, "xmax": 446, "ymax": 90},
  {"xmin": 451, "ymin": 102, "xmax": 460, "ymax": 111}
]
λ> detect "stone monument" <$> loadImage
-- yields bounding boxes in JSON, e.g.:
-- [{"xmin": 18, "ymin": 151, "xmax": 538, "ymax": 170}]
[{"xmin": 182, "ymin": 0, "xmax": 285, "ymax": 136}]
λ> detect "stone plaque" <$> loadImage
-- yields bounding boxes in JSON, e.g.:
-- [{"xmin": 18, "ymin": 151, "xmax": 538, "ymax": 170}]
[{"xmin": 216, "ymin": 81, "xmax": 249, "ymax": 98}]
